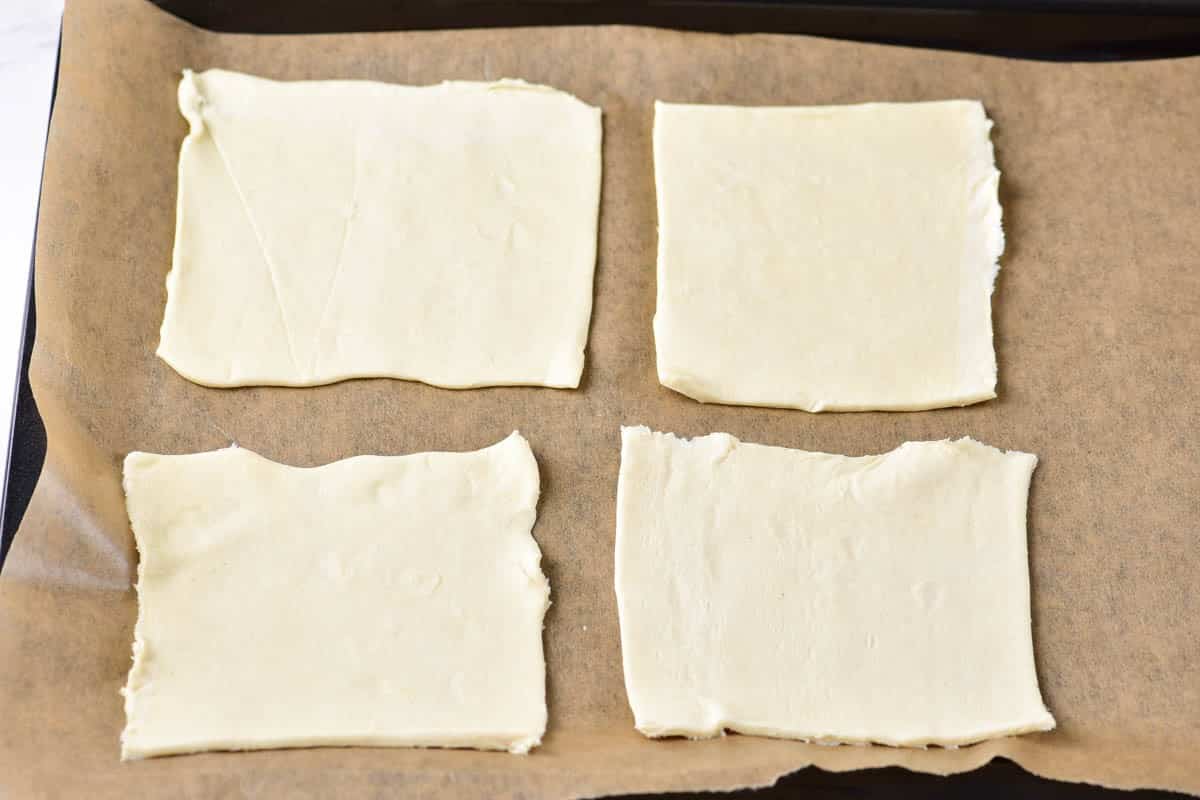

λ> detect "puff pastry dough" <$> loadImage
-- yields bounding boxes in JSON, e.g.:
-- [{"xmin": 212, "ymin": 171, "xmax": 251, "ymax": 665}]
[
  {"xmin": 653, "ymin": 100, "xmax": 1003, "ymax": 411},
  {"xmin": 615, "ymin": 426, "xmax": 1054, "ymax": 746},
  {"xmin": 122, "ymin": 433, "xmax": 549, "ymax": 758},
  {"xmin": 160, "ymin": 70, "xmax": 601, "ymax": 389}
]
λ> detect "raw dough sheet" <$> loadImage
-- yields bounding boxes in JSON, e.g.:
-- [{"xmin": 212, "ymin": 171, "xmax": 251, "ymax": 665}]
[
  {"xmin": 653, "ymin": 100, "xmax": 1003, "ymax": 412},
  {"xmin": 161, "ymin": 69, "xmax": 602, "ymax": 389},
  {"xmin": 615, "ymin": 427, "xmax": 1054, "ymax": 745},
  {"xmin": 121, "ymin": 433, "xmax": 549, "ymax": 758}
]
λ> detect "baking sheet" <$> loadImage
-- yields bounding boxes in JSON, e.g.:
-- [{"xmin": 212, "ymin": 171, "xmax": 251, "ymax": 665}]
[
  {"xmin": 0, "ymin": 0, "xmax": 61, "ymax": 551},
  {"xmin": 2, "ymin": 0, "xmax": 1199, "ymax": 796}
]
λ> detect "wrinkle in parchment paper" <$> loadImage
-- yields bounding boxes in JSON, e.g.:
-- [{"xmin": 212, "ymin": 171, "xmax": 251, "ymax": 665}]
[{"xmin": 1, "ymin": 0, "xmax": 1198, "ymax": 797}]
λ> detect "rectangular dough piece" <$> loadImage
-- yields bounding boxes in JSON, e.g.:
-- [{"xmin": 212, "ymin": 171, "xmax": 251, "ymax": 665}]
[
  {"xmin": 121, "ymin": 432, "xmax": 549, "ymax": 758},
  {"xmin": 160, "ymin": 69, "xmax": 601, "ymax": 389},
  {"xmin": 615, "ymin": 426, "xmax": 1054, "ymax": 747},
  {"xmin": 653, "ymin": 100, "xmax": 1003, "ymax": 412}
]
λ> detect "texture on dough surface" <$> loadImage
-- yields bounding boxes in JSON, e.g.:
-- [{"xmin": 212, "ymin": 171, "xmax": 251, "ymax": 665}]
[
  {"xmin": 615, "ymin": 426, "xmax": 1054, "ymax": 746},
  {"xmin": 121, "ymin": 432, "xmax": 549, "ymax": 758},
  {"xmin": 160, "ymin": 69, "xmax": 602, "ymax": 389},
  {"xmin": 653, "ymin": 100, "xmax": 1003, "ymax": 412}
]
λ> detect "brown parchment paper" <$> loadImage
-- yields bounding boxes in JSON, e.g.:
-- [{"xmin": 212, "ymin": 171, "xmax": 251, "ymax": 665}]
[{"xmin": 2, "ymin": 0, "xmax": 1199, "ymax": 796}]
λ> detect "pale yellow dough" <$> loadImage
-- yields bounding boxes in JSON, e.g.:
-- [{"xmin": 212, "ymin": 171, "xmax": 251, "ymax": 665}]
[
  {"xmin": 615, "ymin": 426, "xmax": 1055, "ymax": 746},
  {"xmin": 160, "ymin": 69, "xmax": 602, "ymax": 389},
  {"xmin": 121, "ymin": 433, "xmax": 549, "ymax": 759},
  {"xmin": 653, "ymin": 100, "xmax": 1003, "ymax": 412}
]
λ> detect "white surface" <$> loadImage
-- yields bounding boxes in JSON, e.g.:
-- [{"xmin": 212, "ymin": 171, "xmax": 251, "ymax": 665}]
[
  {"xmin": 122, "ymin": 433, "xmax": 549, "ymax": 758},
  {"xmin": 652, "ymin": 100, "xmax": 1003, "ymax": 412},
  {"xmin": 161, "ymin": 69, "xmax": 602, "ymax": 389},
  {"xmin": 0, "ymin": 0, "xmax": 60, "ymax": 501},
  {"xmin": 615, "ymin": 426, "xmax": 1055, "ymax": 746}
]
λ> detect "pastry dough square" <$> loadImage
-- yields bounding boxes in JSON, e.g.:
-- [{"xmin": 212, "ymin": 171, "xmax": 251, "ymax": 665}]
[
  {"xmin": 652, "ymin": 100, "xmax": 1003, "ymax": 412},
  {"xmin": 615, "ymin": 426, "xmax": 1054, "ymax": 746},
  {"xmin": 121, "ymin": 433, "xmax": 549, "ymax": 758},
  {"xmin": 160, "ymin": 70, "xmax": 601, "ymax": 389}
]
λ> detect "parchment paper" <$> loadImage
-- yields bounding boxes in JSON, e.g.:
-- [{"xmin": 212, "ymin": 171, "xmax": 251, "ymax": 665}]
[{"xmin": 2, "ymin": 0, "xmax": 1198, "ymax": 796}]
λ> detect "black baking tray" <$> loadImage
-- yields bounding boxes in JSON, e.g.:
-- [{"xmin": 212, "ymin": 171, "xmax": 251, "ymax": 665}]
[{"xmin": 4, "ymin": 1, "xmax": 1199, "ymax": 797}]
